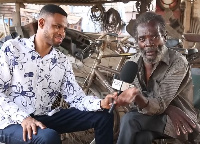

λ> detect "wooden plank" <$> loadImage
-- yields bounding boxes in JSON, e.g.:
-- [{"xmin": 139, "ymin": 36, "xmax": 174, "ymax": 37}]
[
  {"xmin": 0, "ymin": 0, "xmax": 137, "ymax": 4},
  {"xmin": 183, "ymin": 1, "xmax": 191, "ymax": 49},
  {"xmin": 0, "ymin": 0, "xmax": 100, "ymax": 3},
  {"xmin": 14, "ymin": 3, "xmax": 24, "ymax": 37}
]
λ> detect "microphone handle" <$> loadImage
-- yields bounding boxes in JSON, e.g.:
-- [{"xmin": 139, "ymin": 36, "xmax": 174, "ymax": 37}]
[
  {"xmin": 108, "ymin": 102, "xmax": 115, "ymax": 113},
  {"xmin": 108, "ymin": 91, "xmax": 121, "ymax": 113}
]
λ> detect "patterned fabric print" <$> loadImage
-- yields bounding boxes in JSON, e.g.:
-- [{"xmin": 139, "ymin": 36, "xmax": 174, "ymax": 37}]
[{"xmin": 0, "ymin": 35, "xmax": 101, "ymax": 129}]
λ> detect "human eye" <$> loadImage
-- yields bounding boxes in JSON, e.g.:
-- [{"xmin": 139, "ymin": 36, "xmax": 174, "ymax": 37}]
[
  {"xmin": 152, "ymin": 35, "xmax": 160, "ymax": 40},
  {"xmin": 64, "ymin": 28, "xmax": 67, "ymax": 32},
  {"xmin": 138, "ymin": 37, "xmax": 145, "ymax": 42},
  {"xmin": 54, "ymin": 24, "xmax": 61, "ymax": 29}
]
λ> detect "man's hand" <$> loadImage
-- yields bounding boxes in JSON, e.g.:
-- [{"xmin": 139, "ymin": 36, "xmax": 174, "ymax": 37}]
[
  {"xmin": 21, "ymin": 116, "xmax": 46, "ymax": 141},
  {"xmin": 101, "ymin": 92, "xmax": 118, "ymax": 109},
  {"xmin": 165, "ymin": 105, "xmax": 196, "ymax": 135},
  {"xmin": 115, "ymin": 87, "xmax": 148, "ymax": 109}
]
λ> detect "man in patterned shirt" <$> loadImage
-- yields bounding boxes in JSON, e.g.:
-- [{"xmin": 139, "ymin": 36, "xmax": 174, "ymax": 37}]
[
  {"xmin": 0, "ymin": 4, "xmax": 116, "ymax": 144},
  {"xmin": 115, "ymin": 12, "xmax": 199, "ymax": 144}
]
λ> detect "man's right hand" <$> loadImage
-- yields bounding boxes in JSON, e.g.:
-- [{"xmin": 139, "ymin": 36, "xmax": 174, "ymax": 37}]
[{"xmin": 21, "ymin": 116, "xmax": 46, "ymax": 141}]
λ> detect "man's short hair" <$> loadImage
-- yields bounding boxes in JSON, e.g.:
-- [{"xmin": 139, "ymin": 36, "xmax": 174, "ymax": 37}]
[
  {"xmin": 39, "ymin": 4, "xmax": 68, "ymax": 18},
  {"xmin": 131, "ymin": 12, "xmax": 166, "ymax": 41}
]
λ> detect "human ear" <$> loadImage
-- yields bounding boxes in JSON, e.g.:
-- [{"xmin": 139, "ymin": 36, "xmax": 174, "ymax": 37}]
[
  {"xmin": 38, "ymin": 18, "xmax": 45, "ymax": 28},
  {"xmin": 163, "ymin": 31, "xmax": 167, "ymax": 42}
]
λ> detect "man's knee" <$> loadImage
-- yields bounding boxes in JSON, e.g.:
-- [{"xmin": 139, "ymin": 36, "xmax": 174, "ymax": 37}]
[
  {"xmin": 135, "ymin": 131, "xmax": 155, "ymax": 143},
  {"xmin": 121, "ymin": 112, "xmax": 139, "ymax": 126},
  {"xmin": 33, "ymin": 128, "xmax": 61, "ymax": 144},
  {"xmin": 121, "ymin": 113, "xmax": 132, "ymax": 123}
]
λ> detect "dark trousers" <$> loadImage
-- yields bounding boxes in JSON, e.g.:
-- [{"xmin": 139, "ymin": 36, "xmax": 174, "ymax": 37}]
[
  {"xmin": 0, "ymin": 108, "xmax": 114, "ymax": 144},
  {"xmin": 117, "ymin": 110, "xmax": 167, "ymax": 144}
]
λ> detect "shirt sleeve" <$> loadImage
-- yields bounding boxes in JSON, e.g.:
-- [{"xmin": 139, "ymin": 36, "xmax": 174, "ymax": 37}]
[
  {"xmin": 0, "ymin": 41, "xmax": 30, "ymax": 124},
  {"xmin": 138, "ymin": 56, "xmax": 189, "ymax": 115},
  {"xmin": 60, "ymin": 59, "xmax": 102, "ymax": 111}
]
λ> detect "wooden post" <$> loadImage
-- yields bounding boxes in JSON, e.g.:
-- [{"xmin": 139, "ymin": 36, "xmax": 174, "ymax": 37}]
[
  {"xmin": 2, "ymin": 15, "xmax": 7, "ymax": 36},
  {"xmin": 8, "ymin": 18, "xmax": 10, "ymax": 27},
  {"xmin": 183, "ymin": 1, "xmax": 191, "ymax": 49},
  {"xmin": 13, "ymin": 3, "xmax": 24, "ymax": 37}
]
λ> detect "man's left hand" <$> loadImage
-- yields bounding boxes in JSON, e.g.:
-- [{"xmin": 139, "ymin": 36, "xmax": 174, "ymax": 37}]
[{"xmin": 165, "ymin": 105, "xmax": 197, "ymax": 135}]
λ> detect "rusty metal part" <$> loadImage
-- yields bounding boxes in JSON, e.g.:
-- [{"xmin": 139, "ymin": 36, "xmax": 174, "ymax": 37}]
[
  {"xmin": 103, "ymin": 8, "xmax": 122, "ymax": 33},
  {"xmin": 90, "ymin": 4, "xmax": 105, "ymax": 23}
]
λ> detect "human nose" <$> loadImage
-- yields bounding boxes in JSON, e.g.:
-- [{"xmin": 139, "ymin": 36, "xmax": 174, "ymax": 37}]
[
  {"xmin": 144, "ymin": 38, "xmax": 154, "ymax": 47},
  {"xmin": 58, "ymin": 28, "xmax": 65, "ymax": 36}
]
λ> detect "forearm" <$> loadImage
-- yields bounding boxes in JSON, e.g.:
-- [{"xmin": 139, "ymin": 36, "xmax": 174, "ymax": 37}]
[
  {"xmin": 134, "ymin": 94, "xmax": 149, "ymax": 109},
  {"xmin": 0, "ymin": 94, "xmax": 30, "ymax": 123}
]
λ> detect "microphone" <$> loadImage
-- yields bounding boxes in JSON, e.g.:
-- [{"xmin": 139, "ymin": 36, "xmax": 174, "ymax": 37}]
[{"xmin": 108, "ymin": 61, "xmax": 138, "ymax": 113}]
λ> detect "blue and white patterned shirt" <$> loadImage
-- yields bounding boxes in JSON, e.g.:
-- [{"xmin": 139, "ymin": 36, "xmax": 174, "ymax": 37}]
[{"xmin": 0, "ymin": 35, "xmax": 101, "ymax": 129}]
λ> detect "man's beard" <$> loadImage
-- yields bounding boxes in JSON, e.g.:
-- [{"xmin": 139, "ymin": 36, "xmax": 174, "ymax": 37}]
[
  {"xmin": 43, "ymin": 29, "xmax": 60, "ymax": 47},
  {"xmin": 140, "ymin": 45, "xmax": 164, "ymax": 64}
]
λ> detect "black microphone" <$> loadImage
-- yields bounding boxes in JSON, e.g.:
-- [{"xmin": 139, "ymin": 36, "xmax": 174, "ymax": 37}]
[{"xmin": 108, "ymin": 61, "xmax": 138, "ymax": 113}]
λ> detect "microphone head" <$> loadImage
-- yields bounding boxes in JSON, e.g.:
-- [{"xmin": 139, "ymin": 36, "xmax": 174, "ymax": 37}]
[{"xmin": 120, "ymin": 61, "xmax": 138, "ymax": 83}]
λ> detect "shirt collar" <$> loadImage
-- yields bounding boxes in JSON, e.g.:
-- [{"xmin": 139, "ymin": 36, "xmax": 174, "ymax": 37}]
[
  {"xmin": 160, "ymin": 45, "xmax": 170, "ymax": 66},
  {"xmin": 29, "ymin": 34, "xmax": 55, "ymax": 55},
  {"xmin": 29, "ymin": 34, "xmax": 35, "ymax": 43},
  {"xmin": 27, "ymin": 34, "xmax": 37, "ymax": 50}
]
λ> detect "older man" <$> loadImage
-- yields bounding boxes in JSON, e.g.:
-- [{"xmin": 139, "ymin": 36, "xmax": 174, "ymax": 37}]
[{"xmin": 116, "ymin": 12, "xmax": 199, "ymax": 144}]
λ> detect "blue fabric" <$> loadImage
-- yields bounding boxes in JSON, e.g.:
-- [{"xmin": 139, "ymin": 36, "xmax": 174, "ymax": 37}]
[{"xmin": 0, "ymin": 108, "xmax": 113, "ymax": 144}]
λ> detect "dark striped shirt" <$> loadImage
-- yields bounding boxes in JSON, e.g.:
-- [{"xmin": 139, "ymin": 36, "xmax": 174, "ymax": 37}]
[{"xmin": 129, "ymin": 45, "xmax": 198, "ymax": 139}]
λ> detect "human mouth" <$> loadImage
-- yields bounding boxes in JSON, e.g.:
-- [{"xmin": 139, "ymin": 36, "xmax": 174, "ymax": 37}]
[
  {"xmin": 55, "ymin": 37, "xmax": 63, "ymax": 43},
  {"xmin": 146, "ymin": 50, "xmax": 156, "ymax": 56}
]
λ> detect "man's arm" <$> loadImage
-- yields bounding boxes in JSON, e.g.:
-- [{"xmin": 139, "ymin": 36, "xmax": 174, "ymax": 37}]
[
  {"xmin": 60, "ymin": 58, "xmax": 115, "ymax": 111},
  {"xmin": 0, "ymin": 41, "xmax": 30, "ymax": 123},
  {"xmin": 0, "ymin": 41, "xmax": 46, "ymax": 141}
]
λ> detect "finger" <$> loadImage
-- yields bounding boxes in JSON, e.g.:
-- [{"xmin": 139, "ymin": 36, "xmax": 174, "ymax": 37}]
[
  {"xmin": 31, "ymin": 123, "xmax": 37, "ymax": 135},
  {"xmin": 113, "ymin": 92, "xmax": 118, "ymax": 96},
  {"xmin": 178, "ymin": 123, "xmax": 187, "ymax": 134},
  {"xmin": 181, "ymin": 125, "xmax": 188, "ymax": 134},
  {"xmin": 105, "ymin": 95, "xmax": 114, "ymax": 103},
  {"xmin": 23, "ymin": 127, "xmax": 27, "ymax": 141},
  {"xmin": 36, "ymin": 121, "xmax": 46, "ymax": 129},
  {"xmin": 108, "ymin": 97, "xmax": 115, "ymax": 104},
  {"xmin": 181, "ymin": 120, "xmax": 193, "ymax": 133},
  {"xmin": 184, "ymin": 116, "xmax": 197, "ymax": 129},
  {"xmin": 175, "ymin": 123, "xmax": 181, "ymax": 135},
  {"xmin": 27, "ymin": 126, "xmax": 32, "ymax": 140},
  {"xmin": 109, "ymin": 93, "xmax": 118, "ymax": 99}
]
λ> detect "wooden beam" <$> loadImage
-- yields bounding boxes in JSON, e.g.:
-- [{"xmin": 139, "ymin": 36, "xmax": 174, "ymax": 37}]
[
  {"xmin": 1, "ymin": 15, "xmax": 7, "ymax": 36},
  {"xmin": 183, "ymin": 1, "xmax": 191, "ymax": 48},
  {"xmin": 0, "ymin": 0, "xmax": 137, "ymax": 4},
  {"xmin": 0, "ymin": 3, "xmax": 16, "ymax": 6},
  {"xmin": 14, "ymin": 3, "xmax": 24, "ymax": 37},
  {"xmin": 0, "ymin": 14, "xmax": 13, "ymax": 18}
]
